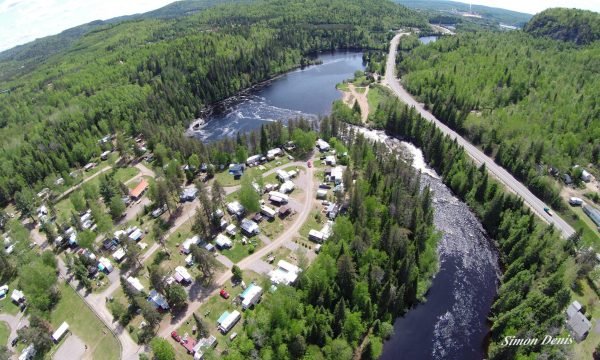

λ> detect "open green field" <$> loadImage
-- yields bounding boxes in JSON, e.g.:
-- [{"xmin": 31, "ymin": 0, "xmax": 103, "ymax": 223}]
[
  {"xmin": 0, "ymin": 321, "xmax": 9, "ymax": 346},
  {"xmin": 299, "ymin": 210, "xmax": 326, "ymax": 240},
  {"xmin": 0, "ymin": 280, "xmax": 22, "ymax": 316},
  {"xmin": 220, "ymin": 233, "xmax": 263, "ymax": 264},
  {"xmin": 51, "ymin": 283, "xmax": 120, "ymax": 360},
  {"xmin": 558, "ymin": 206, "xmax": 600, "ymax": 248},
  {"xmin": 366, "ymin": 84, "xmax": 392, "ymax": 113}
]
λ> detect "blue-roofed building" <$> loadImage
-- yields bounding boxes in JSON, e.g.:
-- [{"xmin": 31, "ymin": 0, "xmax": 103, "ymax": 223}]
[{"xmin": 229, "ymin": 164, "xmax": 245, "ymax": 178}]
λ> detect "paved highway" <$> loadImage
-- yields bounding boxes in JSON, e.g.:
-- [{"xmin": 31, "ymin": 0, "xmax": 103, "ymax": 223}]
[{"xmin": 383, "ymin": 33, "xmax": 575, "ymax": 239}]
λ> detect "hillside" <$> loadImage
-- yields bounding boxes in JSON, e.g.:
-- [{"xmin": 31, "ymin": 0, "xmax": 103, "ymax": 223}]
[
  {"xmin": 0, "ymin": 0, "xmax": 426, "ymax": 206},
  {"xmin": 0, "ymin": 0, "xmax": 253, "ymax": 82},
  {"xmin": 524, "ymin": 8, "xmax": 600, "ymax": 45},
  {"xmin": 397, "ymin": 27, "xmax": 600, "ymax": 212},
  {"xmin": 396, "ymin": 0, "xmax": 532, "ymax": 27}
]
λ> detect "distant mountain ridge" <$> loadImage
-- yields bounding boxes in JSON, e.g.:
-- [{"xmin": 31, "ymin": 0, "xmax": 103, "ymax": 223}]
[
  {"xmin": 396, "ymin": 0, "xmax": 532, "ymax": 27},
  {"xmin": 0, "ymin": 0, "xmax": 250, "ymax": 81},
  {"xmin": 524, "ymin": 8, "xmax": 600, "ymax": 45}
]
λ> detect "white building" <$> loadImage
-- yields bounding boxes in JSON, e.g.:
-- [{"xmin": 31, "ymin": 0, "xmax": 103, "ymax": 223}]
[
  {"xmin": 240, "ymin": 284, "xmax": 263, "ymax": 310},
  {"xmin": 269, "ymin": 260, "xmax": 301, "ymax": 286},
  {"xmin": 309, "ymin": 229, "xmax": 325, "ymax": 242},
  {"xmin": 225, "ymin": 224, "xmax": 237, "ymax": 236},
  {"xmin": 112, "ymin": 247, "xmax": 126, "ymax": 262},
  {"xmin": 215, "ymin": 234, "xmax": 233, "ymax": 249},
  {"xmin": 181, "ymin": 235, "xmax": 200, "ymax": 254},
  {"xmin": 246, "ymin": 154, "xmax": 262, "ymax": 165},
  {"xmin": 260, "ymin": 205, "xmax": 277, "ymax": 219},
  {"xmin": 268, "ymin": 191, "xmax": 289, "ymax": 204},
  {"xmin": 325, "ymin": 155, "xmax": 336, "ymax": 166},
  {"xmin": 316, "ymin": 139, "xmax": 330, "ymax": 152},
  {"xmin": 148, "ymin": 289, "xmax": 169, "ymax": 310},
  {"xmin": 280, "ymin": 181, "xmax": 295, "ymax": 194},
  {"xmin": 51, "ymin": 322, "xmax": 69, "ymax": 342},
  {"xmin": 241, "ymin": 219, "xmax": 260, "ymax": 236},
  {"xmin": 330, "ymin": 166, "xmax": 343, "ymax": 185},
  {"xmin": 266, "ymin": 148, "xmax": 282, "ymax": 160},
  {"xmin": 582, "ymin": 170, "xmax": 593, "ymax": 182},
  {"xmin": 217, "ymin": 310, "xmax": 241, "ymax": 334},
  {"xmin": 316, "ymin": 189, "xmax": 328, "ymax": 199},
  {"xmin": 126, "ymin": 276, "xmax": 145, "ymax": 293},
  {"xmin": 227, "ymin": 201, "xmax": 245, "ymax": 216},
  {"xmin": 174, "ymin": 266, "xmax": 193, "ymax": 284},
  {"xmin": 11, "ymin": 289, "xmax": 25, "ymax": 303},
  {"xmin": 276, "ymin": 169, "xmax": 291, "ymax": 182}
]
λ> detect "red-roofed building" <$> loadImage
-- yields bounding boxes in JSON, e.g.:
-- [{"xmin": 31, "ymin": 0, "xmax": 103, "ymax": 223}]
[{"xmin": 129, "ymin": 179, "xmax": 149, "ymax": 200}]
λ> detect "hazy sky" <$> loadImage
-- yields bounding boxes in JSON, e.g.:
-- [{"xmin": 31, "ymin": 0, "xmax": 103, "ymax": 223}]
[{"xmin": 0, "ymin": 0, "xmax": 599, "ymax": 53}]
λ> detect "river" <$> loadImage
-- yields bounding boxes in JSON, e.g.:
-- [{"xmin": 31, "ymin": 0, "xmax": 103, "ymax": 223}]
[
  {"xmin": 190, "ymin": 52, "xmax": 365, "ymax": 142},
  {"xmin": 191, "ymin": 51, "xmax": 500, "ymax": 359}
]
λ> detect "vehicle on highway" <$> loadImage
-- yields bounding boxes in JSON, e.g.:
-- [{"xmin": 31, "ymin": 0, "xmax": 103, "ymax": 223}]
[
  {"xmin": 544, "ymin": 207, "xmax": 553, "ymax": 216},
  {"xmin": 220, "ymin": 289, "xmax": 230, "ymax": 299},
  {"xmin": 171, "ymin": 331, "xmax": 181, "ymax": 343}
]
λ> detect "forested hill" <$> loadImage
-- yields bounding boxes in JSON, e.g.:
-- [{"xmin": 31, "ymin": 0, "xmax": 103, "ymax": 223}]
[
  {"xmin": 0, "ymin": 0, "xmax": 254, "ymax": 81},
  {"xmin": 524, "ymin": 8, "xmax": 600, "ymax": 45},
  {"xmin": 0, "ymin": 0, "xmax": 426, "ymax": 206},
  {"xmin": 397, "ymin": 22, "xmax": 599, "ymax": 209}
]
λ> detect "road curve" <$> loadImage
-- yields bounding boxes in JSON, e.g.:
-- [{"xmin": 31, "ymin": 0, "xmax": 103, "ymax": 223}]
[{"xmin": 383, "ymin": 33, "xmax": 575, "ymax": 239}]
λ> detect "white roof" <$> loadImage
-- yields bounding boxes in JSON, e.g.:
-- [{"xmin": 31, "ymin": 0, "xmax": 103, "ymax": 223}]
[
  {"xmin": 269, "ymin": 260, "xmax": 301, "ymax": 285},
  {"xmin": 226, "ymin": 224, "xmax": 237, "ymax": 233},
  {"xmin": 182, "ymin": 235, "xmax": 200, "ymax": 252},
  {"xmin": 112, "ymin": 247, "xmax": 126, "ymax": 261},
  {"xmin": 261, "ymin": 205, "xmax": 277, "ymax": 217},
  {"xmin": 227, "ymin": 201, "xmax": 245, "ymax": 214},
  {"xmin": 11, "ymin": 289, "xmax": 24, "ymax": 302},
  {"xmin": 175, "ymin": 266, "xmax": 192, "ymax": 281},
  {"xmin": 218, "ymin": 310, "xmax": 241, "ymax": 332},
  {"xmin": 317, "ymin": 189, "xmax": 328, "ymax": 195},
  {"xmin": 99, "ymin": 257, "xmax": 113, "ymax": 271},
  {"xmin": 215, "ymin": 234, "xmax": 233, "ymax": 247},
  {"xmin": 309, "ymin": 229, "xmax": 324, "ymax": 240},
  {"xmin": 185, "ymin": 254, "xmax": 194, "ymax": 265},
  {"xmin": 241, "ymin": 219, "xmax": 259, "ymax": 234},
  {"xmin": 51, "ymin": 322, "xmax": 69, "ymax": 342},
  {"xmin": 127, "ymin": 277, "xmax": 144, "ymax": 292},
  {"xmin": 276, "ymin": 169, "xmax": 290, "ymax": 180},
  {"xmin": 280, "ymin": 181, "xmax": 295, "ymax": 194},
  {"xmin": 331, "ymin": 166, "xmax": 343, "ymax": 179},
  {"xmin": 316, "ymin": 139, "xmax": 330, "ymax": 150},
  {"xmin": 129, "ymin": 229, "xmax": 143, "ymax": 241},
  {"xmin": 19, "ymin": 344, "xmax": 35, "ymax": 360},
  {"xmin": 241, "ymin": 285, "xmax": 263, "ymax": 308},
  {"xmin": 268, "ymin": 191, "xmax": 289, "ymax": 201}
]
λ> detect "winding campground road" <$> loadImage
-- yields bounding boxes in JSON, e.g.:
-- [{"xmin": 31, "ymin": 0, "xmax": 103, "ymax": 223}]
[{"xmin": 383, "ymin": 33, "xmax": 575, "ymax": 239}]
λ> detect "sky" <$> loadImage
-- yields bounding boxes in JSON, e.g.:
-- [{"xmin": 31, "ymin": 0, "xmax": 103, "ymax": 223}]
[{"xmin": 0, "ymin": 0, "xmax": 599, "ymax": 53}]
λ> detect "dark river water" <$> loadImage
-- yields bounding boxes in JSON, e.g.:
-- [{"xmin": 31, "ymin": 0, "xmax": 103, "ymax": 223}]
[
  {"xmin": 191, "ymin": 52, "xmax": 365, "ymax": 141},
  {"xmin": 191, "ymin": 52, "xmax": 500, "ymax": 359}
]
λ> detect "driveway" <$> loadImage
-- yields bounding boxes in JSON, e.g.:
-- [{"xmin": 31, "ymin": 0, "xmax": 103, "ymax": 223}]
[
  {"xmin": 53, "ymin": 334, "xmax": 86, "ymax": 360},
  {"xmin": 0, "ymin": 312, "xmax": 29, "ymax": 347}
]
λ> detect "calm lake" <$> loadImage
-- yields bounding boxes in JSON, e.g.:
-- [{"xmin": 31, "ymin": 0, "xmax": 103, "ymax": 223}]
[{"xmin": 191, "ymin": 52, "xmax": 365, "ymax": 141}]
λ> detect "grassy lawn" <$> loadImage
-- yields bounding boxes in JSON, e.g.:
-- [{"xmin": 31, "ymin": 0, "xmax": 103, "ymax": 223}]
[
  {"xmin": 0, "ymin": 321, "xmax": 9, "ymax": 345},
  {"xmin": 557, "ymin": 206, "xmax": 600, "ymax": 249},
  {"xmin": 260, "ymin": 218, "xmax": 284, "ymax": 239},
  {"xmin": 51, "ymin": 283, "xmax": 120, "ymax": 360},
  {"xmin": 87, "ymin": 166, "xmax": 140, "ymax": 189},
  {"xmin": 299, "ymin": 210, "xmax": 327, "ymax": 239},
  {"xmin": 263, "ymin": 165, "xmax": 303, "ymax": 185},
  {"xmin": 571, "ymin": 279, "xmax": 600, "ymax": 359},
  {"xmin": 54, "ymin": 196, "xmax": 77, "ymax": 224},
  {"xmin": 262, "ymin": 247, "xmax": 291, "ymax": 264},
  {"xmin": 336, "ymin": 82, "xmax": 349, "ymax": 91},
  {"xmin": 175, "ymin": 271, "xmax": 267, "ymax": 354},
  {"xmin": 366, "ymin": 84, "xmax": 392, "ymax": 112},
  {"xmin": 220, "ymin": 234, "xmax": 263, "ymax": 264},
  {"xmin": 0, "ymin": 280, "xmax": 22, "ymax": 316}
]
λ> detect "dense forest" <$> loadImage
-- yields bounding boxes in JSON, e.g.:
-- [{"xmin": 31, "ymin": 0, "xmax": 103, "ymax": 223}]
[
  {"xmin": 221, "ymin": 119, "xmax": 439, "ymax": 360},
  {"xmin": 0, "ymin": 0, "xmax": 427, "ymax": 207},
  {"xmin": 366, "ymin": 94, "xmax": 574, "ymax": 359},
  {"xmin": 396, "ymin": 14, "xmax": 600, "ymax": 208},
  {"xmin": 524, "ymin": 8, "xmax": 600, "ymax": 45}
]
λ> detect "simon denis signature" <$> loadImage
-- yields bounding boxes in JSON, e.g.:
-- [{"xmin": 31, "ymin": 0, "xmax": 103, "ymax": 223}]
[{"xmin": 501, "ymin": 335, "xmax": 574, "ymax": 346}]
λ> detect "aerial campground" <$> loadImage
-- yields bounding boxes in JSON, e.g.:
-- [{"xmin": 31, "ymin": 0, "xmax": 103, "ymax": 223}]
[{"xmin": 0, "ymin": 0, "xmax": 599, "ymax": 359}]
